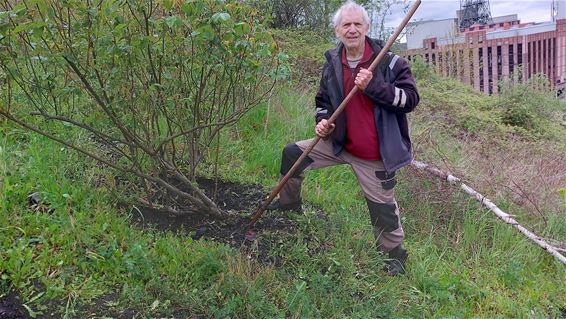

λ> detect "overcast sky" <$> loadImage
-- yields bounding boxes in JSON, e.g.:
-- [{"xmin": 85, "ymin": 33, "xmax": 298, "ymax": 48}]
[{"xmin": 383, "ymin": 0, "xmax": 554, "ymax": 29}]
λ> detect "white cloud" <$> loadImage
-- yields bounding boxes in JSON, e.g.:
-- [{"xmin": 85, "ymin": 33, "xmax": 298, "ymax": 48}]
[{"xmin": 383, "ymin": 0, "xmax": 553, "ymax": 29}]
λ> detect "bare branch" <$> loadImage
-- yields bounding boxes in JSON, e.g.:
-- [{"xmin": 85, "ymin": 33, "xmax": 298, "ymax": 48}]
[
  {"xmin": 412, "ymin": 160, "xmax": 566, "ymax": 264},
  {"xmin": 28, "ymin": 111, "xmax": 133, "ymax": 160}
]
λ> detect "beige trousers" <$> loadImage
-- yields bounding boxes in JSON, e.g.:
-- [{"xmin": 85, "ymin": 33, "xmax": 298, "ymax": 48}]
[{"xmin": 278, "ymin": 138, "xmax": 405, "ymax": 252}]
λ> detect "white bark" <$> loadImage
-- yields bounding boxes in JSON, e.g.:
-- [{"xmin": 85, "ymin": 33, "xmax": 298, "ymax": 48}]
[{"xmin": 411, "ymin": 160, "xmax": 566, "ymax": 264}]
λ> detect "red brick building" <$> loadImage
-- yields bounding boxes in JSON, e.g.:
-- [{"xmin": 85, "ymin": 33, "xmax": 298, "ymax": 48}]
[{"xmin": 403, "ymin": 12, "xmax": 566, "ymax": 95}]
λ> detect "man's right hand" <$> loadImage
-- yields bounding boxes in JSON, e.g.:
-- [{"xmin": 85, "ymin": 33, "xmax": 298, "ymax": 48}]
[{"xmin": 315, "ymin": 119, "xmax": 335, "ymax": 138}]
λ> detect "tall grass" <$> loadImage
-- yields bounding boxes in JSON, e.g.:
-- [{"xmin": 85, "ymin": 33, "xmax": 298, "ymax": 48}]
[{"xmin": 2, "ymin": 75, "xmax": 566, "ymax": 317}]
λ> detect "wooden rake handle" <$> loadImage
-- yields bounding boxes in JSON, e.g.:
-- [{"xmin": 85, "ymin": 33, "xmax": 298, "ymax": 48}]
[{"xmin": 248, "ymin": 0, "xmax": 422, "ymax": 227}]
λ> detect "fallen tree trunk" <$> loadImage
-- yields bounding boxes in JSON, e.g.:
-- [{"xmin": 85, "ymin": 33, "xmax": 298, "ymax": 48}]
[{"xmin": 411, "ymin": 160, "xmax": 566, "ymax": 265}]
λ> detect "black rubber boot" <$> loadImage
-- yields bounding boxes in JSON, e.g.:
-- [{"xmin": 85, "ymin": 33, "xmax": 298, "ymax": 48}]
[
  {"xmin": 266, "ymin": 199, "xmax": 303, "ymax": 213},
  {"xmin": 385, "ymin": 245, "xmax": 408, "ymax": 276}
]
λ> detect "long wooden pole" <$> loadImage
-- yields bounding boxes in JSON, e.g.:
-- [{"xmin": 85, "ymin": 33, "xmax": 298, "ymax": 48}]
[{"xmin": 248, "ymin": 0, "xmax": 422, "ymax": 227}]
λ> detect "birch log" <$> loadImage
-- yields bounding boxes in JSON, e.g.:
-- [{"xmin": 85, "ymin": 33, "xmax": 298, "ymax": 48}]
[{"xmin": 411, "ymin": 160, "xmax": 566, "ymax": 265}]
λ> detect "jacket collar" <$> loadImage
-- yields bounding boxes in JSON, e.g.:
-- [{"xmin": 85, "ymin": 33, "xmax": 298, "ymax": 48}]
[
  {"xmin": 341, "ymin": 39, "xmax": 374, "ymax": 67},
  {"xmin": 326, "ymin": 37, "xmax": 383, "ymax": 64},
  {"xmin": 325, "ymin": 37, "xmax": 384, "ymax": 95}
]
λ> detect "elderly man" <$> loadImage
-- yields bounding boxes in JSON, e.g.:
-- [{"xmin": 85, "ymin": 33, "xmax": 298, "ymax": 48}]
[{"xmin": 268, "ymin": 0, "xmax": 419, "ymax": 275}]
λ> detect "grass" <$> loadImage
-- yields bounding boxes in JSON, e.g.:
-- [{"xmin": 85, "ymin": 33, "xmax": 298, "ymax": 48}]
[
  {"xmin": 213, "ymin": 78, "xmax": 566, "ymax": 317},
  {"xmin": 2, "ymin": 63, "xmax": 566, "ymax": 317}
]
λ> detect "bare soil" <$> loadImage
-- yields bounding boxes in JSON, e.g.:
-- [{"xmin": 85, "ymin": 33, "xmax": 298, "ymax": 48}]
[
  {"xmin": 0, "ymin": 292, "xmax": 30, "ymax": 319},
  {"xmin": 131, "ymin": 177, "xmax": 318, "ymax": 265}
]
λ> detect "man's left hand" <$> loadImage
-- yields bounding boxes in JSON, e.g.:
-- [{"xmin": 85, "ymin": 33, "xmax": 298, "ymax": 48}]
[{"xmin": 354, "ymin": 68, "xmax": 373, "ymax": 91}]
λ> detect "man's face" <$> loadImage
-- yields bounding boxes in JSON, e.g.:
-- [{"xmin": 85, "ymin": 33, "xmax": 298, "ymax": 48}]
[{"xmin": 334, "ymin": 9, "xmax": 369, "ymax": 52}]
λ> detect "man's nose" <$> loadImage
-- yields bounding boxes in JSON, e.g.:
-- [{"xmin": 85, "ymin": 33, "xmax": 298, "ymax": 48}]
[{"xmin": 348, "ymin": 25, "xmax": 357, "ymax": 33}]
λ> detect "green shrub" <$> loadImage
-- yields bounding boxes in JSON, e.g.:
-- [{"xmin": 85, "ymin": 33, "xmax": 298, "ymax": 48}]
[
  {"xmin": 497, "ymin": 74, "xmax": 565, "ymax": 135},
  {"xmin": 271, "ymin": 29, "xmax": 334, "ymax": 85},
  {"xmin": 410, "ymin": 56, "xmax": 436, "ymax": 82},
  {"xmin": 501, "ymin": 104, "xmax": 536, "ymax": 129},
  {"xmin": 0, "ymin": 0, "xmax": 288, "ymax": 217}
]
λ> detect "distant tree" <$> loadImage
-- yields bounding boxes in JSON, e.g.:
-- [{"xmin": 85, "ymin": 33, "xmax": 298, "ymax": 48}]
[
  {"xmin": 249, "ymin": 0, "xmax": 408, "ymax": 40},
  {"xmin": 0, "ymin": 0, "xmax": 288, "ymax": 217},
  {"xmin": 367, "ymin": 0, "xmax": 411, "ymax": 41}
]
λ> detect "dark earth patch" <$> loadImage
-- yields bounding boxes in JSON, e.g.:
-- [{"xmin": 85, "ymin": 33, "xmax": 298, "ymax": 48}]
[
  {"xmin": 131, "ymin": 177, "xmax": 320, "ymax": 266},
  {"xmin": 0, "ymin": 292, "xmax": 30, "ymax": 319}
]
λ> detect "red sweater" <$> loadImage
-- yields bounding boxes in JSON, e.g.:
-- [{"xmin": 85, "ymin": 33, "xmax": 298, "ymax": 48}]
[{"xmin": 341, "ymin": 40, "xmax": 380, "ymax": 160}]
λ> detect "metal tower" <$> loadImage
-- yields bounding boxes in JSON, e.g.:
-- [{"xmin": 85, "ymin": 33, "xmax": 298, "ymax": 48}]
[{"xmin": 459, "ymin": 0, "xmax": 492, "ymax": 30}]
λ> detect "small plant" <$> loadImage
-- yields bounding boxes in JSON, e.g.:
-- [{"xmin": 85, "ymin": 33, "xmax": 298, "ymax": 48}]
[
  {"xmin": 501, "ymin": 104, "xmax": 535, "ymax": 129},
  {"xmin": 410, "ymin": 56, "xmax": 435, "ymax": 82},
  {"xmin": 497, "ymin": 73, "xmax": 563, "ymax": 133}
]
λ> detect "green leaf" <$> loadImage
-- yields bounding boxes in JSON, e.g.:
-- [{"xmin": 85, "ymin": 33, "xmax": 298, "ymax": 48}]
[
  {"xmin": 234, "ymin": 22, "xmax": 250, "ymax": 37},
  {"xmin": 181, "ymin": 3, "xmax": 194, "ymax": 16},
  {"xmin": 47, "ymin": 6, "xmax": 55, "ymax": 19},
  {"xmin": 277, "ymin": 53, "xmax": 289, "ymax": 61},
  {"xmin": 222, "ymin": 32, "xmax": 235, "ymax": 42},
  {"xmin": 162, "ymin": 71, "xmax": 173, "ymax": 80},
  {"xmin": 32, "ymin": 25, "xmax": 44, "ymax": 38},
  {"xmin": 194, "ymin": 25, "xmax": 214, "ymax": 41},
  {"xmin": 112, "ymin": 23, "xmax": 127, "ymax": 35},
  {"xmin": 181, "ymin": 2, "xmax": 204, "ymax": 16},
  {"xmin": 211, "ymin": 12, "xmax": 230, "ymax": 24},
  {"xmin": 164, "ymin": 15, "xmax": 182, "ymax": 29},
  {"xmin": 22, "ymin": 304, "xmax": 39, "ymax": 318},
  {"xmin": 12, "ymin": 3, "xmax": 27, "ymax": 17},
  {"xmin": 136, "ymin": 35, "xmax": 150, "ymax": 49},
  {"xmin": 0, "ymin": 11, "xmax": 10, "ymax": 22},
  {"xmin": 61, "ymin": 52, "xmax": 77, "ymax": 64},
  {"xmin": 13, "ymin": 22, "xmax": 32, "ymax": 34},
  {"xmin": 104, "ymin": 0, "xmax": 119, "ymax": 14}
]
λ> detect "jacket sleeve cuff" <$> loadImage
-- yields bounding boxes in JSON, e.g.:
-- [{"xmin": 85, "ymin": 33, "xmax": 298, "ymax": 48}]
[{"xmin": 364, "ymin": 76, "xmax": 414, "ymax": 113}]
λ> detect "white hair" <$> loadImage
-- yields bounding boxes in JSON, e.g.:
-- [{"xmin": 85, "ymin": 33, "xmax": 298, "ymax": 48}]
[{"xmin": 332, "ymin": 0, "xmax": 371, "ymax": 28}]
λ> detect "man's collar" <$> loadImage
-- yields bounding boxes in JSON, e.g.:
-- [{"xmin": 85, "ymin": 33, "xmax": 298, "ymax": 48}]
[{"xmin": 341, "ymin": 39, "xmax": 374, "ymax": 66}]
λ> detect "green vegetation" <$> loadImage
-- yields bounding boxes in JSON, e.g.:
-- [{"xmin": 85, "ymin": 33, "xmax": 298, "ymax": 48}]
[
  {"xmin": 408, "ymin": 58, "xmax": 566, "ymax": 240},
  {"xmin": 0, "ymin": 0, "xmax": 287, "ymax": 217},
  {"xmin": 271, "ymin": 29, "xmax": 334, "ymax": 85},
  {"xmin": 2, "ymin": 8, "xmax": 566, "ymax": 319}
]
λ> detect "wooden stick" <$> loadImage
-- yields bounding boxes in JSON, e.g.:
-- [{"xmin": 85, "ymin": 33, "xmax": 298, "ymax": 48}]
[
  {"xmin": 248, "ymin": 0, "xmax": 422, "ymax": 227},
  {"xmin": 411, "ymin": 160, "xmax": 566, "ymax": 264}
]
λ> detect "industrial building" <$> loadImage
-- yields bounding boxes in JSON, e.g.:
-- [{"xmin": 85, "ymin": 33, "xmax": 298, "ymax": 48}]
[{"xmin": 402, "ymin": 0, "xmax": 566, "ymax": 95}]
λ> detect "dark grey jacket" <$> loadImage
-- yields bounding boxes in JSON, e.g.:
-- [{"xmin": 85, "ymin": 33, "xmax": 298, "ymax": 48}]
[{"xmin": 315, "ymin": 37, "xmax": 420, "ymax": 173}]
